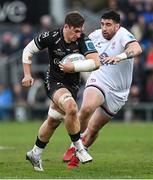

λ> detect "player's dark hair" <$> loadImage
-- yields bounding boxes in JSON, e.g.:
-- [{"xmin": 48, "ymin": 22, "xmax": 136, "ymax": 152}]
[
  {"xmin": 101, "ymin": 9, "xmax": 120, "ymax": 23},
  {"xmin": 65, "ymin": 11, "xmax": 85, "ymax": 27}
]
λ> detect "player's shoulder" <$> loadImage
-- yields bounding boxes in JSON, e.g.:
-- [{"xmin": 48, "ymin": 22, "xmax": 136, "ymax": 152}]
[
  {"xmin": 119, "ymin": 27, "xmax": 130, "ymax": 33},
  {"xmin": 118, "ymin": 27, "xmax": 134, "ymax": 36},
  {"xmin": 89, "ymin": 29, "xmax": 101, "ymax": 39},
  {"xmin": 40, "ymin": 28, "xmax": 60, "ymax": 39},
  {"xmin": 89, "ymin": 29, "xmax": 101, "ymax": 37},
  {"xmin": 118, "ymin": 27, "xmax": 136, "ymax": 40},
  {"xmin": 51, "ymin": 28, "xmax": 60, "ymax": 37}
]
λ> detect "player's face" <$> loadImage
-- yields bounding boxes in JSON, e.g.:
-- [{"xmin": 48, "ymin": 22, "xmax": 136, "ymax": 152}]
[
  {"xmin": 101, "ymin": 19, "xmax": 120, "ymax": 40},
  {"xmin": 64, "ymin": 24, "xmax": 84, "ymax": 42}
]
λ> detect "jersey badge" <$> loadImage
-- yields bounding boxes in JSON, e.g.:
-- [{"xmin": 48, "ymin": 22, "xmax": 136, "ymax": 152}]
[
  {"xmin": 42, "ymin": 31, "xmax": 49, "ymax": 38},
  {"xmin": 90, "ymin": 78, "xmax": 96, "ymax": 82},
  {"xmin": 85, "ymin": 40, "xmax": 96, "ymax": 51},
  {"xmin": 128, "ymin": 34, "xmax": 135, "ymax": 40}
]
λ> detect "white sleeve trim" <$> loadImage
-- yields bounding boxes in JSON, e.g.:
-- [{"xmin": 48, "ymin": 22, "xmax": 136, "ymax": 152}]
[{"xmin": 22, "ymin": 40, "xmax": 40, "ymax": 64}]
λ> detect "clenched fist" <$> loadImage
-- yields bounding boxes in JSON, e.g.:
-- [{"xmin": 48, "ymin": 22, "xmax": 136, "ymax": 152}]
[{"xmin": 22, "ymin": 75, "xmax": 34, "ymax": 87}]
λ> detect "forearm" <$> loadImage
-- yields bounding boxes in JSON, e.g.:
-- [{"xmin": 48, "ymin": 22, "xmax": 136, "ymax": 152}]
[
  {"xmin": 118, "ymin": 42, "xmax": 142, "ymax": 60},
  {"xmin": 73, "ymin": 53, "xmax": 100, "ymax": 72},
  {"xmin": 73, "ymin": 59, "xmax": 96, "ymax": 72},
  {"xmin": 125, "ymin": 46, "xmax": 142, "ymax": 59},
  {"xmin": 23, "ymin": 63, "xmax": 32, "ymax": 76},
  {"xmin": 22, "ymin": 40, "xmax": 40, "ymax": 76}
]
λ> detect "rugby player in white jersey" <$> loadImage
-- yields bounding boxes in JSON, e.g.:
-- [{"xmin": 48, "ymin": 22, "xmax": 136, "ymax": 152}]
[{"xmin": 63, "ymin": 9, "xmax": 142, "ymax": 169}]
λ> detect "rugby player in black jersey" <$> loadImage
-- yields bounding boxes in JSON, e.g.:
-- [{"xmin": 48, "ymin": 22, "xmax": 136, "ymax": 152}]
[{"xmin": 22, "ymin": 11, "xmax": 100, "ymax": 171}]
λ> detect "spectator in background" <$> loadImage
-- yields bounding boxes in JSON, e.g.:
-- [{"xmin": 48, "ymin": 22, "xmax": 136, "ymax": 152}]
[
  {"xmin": 142, "ymin": 1, "xmax": 153, "ymax": 24},
  {"xmin": 145, "ymin": 72, "xmax": 153, "ymax": 102},
  {"xmin": 145, "ymin": 42, "xmax": 153, "ymax": 69},
  {"xmin": 1, "ymin": 32, "xmax": 13, "ymax": 57},
  {"xmin": 130, "ymin": 56, "xmax": 143, "ymax": 102},
  {"xmin": 107, "ymin": 0, "xmax": 118, "ymax": 10},
  {"xmin": 19, "ymin": 23, "xmax": 35, "ymax": 49},
  {"xmin": 141, "ymin": 22, "xmax": 153, "ymax": 50},
  {"xmin": 39, "ymin": 15, "xmax": 52, "ymax": 32},
  {"xmin": 130, "ymin": 15, "xmax": 146, "ymax": 42},
  {"xmin": 0, "ymin": 83, "xmax": 13, "ymax": 120}
]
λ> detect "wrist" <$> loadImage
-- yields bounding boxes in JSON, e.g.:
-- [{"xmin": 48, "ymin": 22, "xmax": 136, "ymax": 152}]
[
  {"xmin": 24, "ymin": 74, "xmax": 32, "ymax": 78},
  {"xmin": 116, "ymin": 52, "xmax": 127, "ymax": 60}
]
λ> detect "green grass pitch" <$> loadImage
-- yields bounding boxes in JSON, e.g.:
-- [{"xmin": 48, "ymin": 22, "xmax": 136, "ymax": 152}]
[{"xmin": 0, "ymin": 121, "xmax": 153, "ymax": 179}]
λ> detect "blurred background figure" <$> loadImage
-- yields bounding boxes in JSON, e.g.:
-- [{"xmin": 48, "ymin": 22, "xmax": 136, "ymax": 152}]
[
  {"xmin": 0, "ymin": 82, "xmax": 13, "ymax": 120},
  {"xmin": 19, "ymin": 23, "xmax": 35, "ymax": 49},
  {"xmin": 39, "ymin": 15, "xmax": 52, "ymax": 32}
]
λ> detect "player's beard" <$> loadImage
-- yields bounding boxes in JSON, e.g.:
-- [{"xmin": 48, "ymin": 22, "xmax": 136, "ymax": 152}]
[
  {"xmin": 102, "ymin": 31, "xmax": 111, "ymax": 40},
  {"xmin": 102, "ymin": 31, "xmax": 115, "ymax": 40}
]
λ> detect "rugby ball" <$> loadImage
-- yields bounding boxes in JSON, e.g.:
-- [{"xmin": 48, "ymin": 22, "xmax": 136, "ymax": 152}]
[{"xmin": 61, "ymin": 53, "xmax": 86, "ymax": 64}]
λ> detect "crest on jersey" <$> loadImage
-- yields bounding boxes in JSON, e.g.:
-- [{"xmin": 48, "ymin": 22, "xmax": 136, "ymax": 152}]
[
  {"xmin": 128, "ymin": 34, "xmax": 135, "ymax": 40},
  {"xmin": 41, "ymin": 31, "xmax": 50, "ymax": 38},
  {"xmin": 85, "ymin": 40, "xmax": 95, "ymax": 51},
  {"xmin": 90, "ymin": 78, "xmax": 96, "ymax": 82}
]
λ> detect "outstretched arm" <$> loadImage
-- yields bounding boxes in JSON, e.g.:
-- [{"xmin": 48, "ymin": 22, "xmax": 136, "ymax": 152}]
[{"xmin": 103, "ymin": 41, "xmax": 142, "ymax": 65}]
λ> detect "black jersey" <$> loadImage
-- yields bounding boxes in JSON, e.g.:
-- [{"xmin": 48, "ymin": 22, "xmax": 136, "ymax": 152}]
[{"xmin": 34, "ymin": 28, "xmax": 97, "ymax": 88}]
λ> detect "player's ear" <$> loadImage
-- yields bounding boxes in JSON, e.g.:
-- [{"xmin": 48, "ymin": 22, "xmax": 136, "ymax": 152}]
[
  {"xmin": 115, "ymin": 23, "xmax": 120, "ymax": 31},
  {"xmin": 64, "ymin": 24, "xmax": 72, "ymax": 30},
  {"xmin": 64, "ymin": 24, "xmax": 69, "ymax": 29}
]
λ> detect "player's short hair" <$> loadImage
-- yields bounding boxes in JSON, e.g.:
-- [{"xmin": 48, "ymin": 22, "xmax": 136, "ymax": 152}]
[
  {"xmin": 65, "ymin": 11, "xmax": 85, "ymax": 27},
  {"xmin": 101, "ymin": 9, "xmax": 120, "ymax": 23}
]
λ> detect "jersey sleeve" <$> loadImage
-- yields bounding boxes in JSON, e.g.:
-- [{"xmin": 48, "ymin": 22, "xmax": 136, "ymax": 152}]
[
  {"xmin": 34, "ymin": 31, "xmax": 53, "ymax": 50},
  {"xmin": 120, "ymin": 29, "xmax": 137, "ymax": 48},
  {"xmin": 78, "ymin": 34, "xmax": 97, "ymax": 56}
]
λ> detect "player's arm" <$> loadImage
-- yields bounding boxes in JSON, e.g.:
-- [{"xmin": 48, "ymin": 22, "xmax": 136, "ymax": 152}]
[
  {"xmin": 22, "ymin": 31, "xmax": 51, "ymax": 87},
  {"xmin": 124, "ymin": 41, "xmax": 142, "ymax": 59},
  {"xmin": 22, "ymin": 40, "xmax": 40, "ymax": 87},
  {"xmin": 103, "ymin": 41, "xmax": 142, "ymax": 65},
  {"xmin": 59, "ymin": 52, "xmax": 100, "ymax": 73},
  {"xmin": 72, "ymin": 35, "xmax": 101, "ymax": 72},
  {"xmin": 85, "ymin": 52, "xmax": 100, "ymax": 69},
  {"xmin": 59, "ymin": 34, "xmax": 100, "ymax": 73}
]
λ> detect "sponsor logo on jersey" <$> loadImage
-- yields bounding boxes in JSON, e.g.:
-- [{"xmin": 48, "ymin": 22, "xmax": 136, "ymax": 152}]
[
  {"xmin": 54, "ymin": 58, "xmax": 61, "ymax": 65},
  {"xmin": 95, "ymin": 41, "xmax": 103, "ymax": 48},
  {"xmin": 42, "ymin": 31, "xmax": 49, "ymax": 38},
  {"xmin": 90, "ymin": 78, "xmax": 96, "ymax": 82},
  {"xmin": 85, "ymin": 40, "xmax": 96, "ymax": 51},
  {"xmin": 53, "ymin": 49, "xmax": 66, "ymax": 56},
  {"xmin": 128, "ymin": 34, "xmax": 135, "ymax": 40}
]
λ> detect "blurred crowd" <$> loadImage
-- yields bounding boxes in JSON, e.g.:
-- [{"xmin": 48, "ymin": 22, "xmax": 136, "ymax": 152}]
[{"xmin": 0, "ymin": 0, "xmax": 153, "ymax": 120}]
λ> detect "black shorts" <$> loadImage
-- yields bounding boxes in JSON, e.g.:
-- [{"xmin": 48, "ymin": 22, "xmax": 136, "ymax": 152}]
[{"xmin": 44, "ymin": 77, "xmax": 79, "ymax": 101}]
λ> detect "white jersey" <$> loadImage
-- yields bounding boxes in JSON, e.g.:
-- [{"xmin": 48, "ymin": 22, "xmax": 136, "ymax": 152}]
[{"xmin": 88, "ymin": 27, "xmax": 136, "ymax": 102}]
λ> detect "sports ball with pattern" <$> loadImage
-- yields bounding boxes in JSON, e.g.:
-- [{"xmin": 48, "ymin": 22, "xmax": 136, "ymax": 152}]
[{"xmin": 61, "ymin": 53, "xmax": 86, "ymax": 64}]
